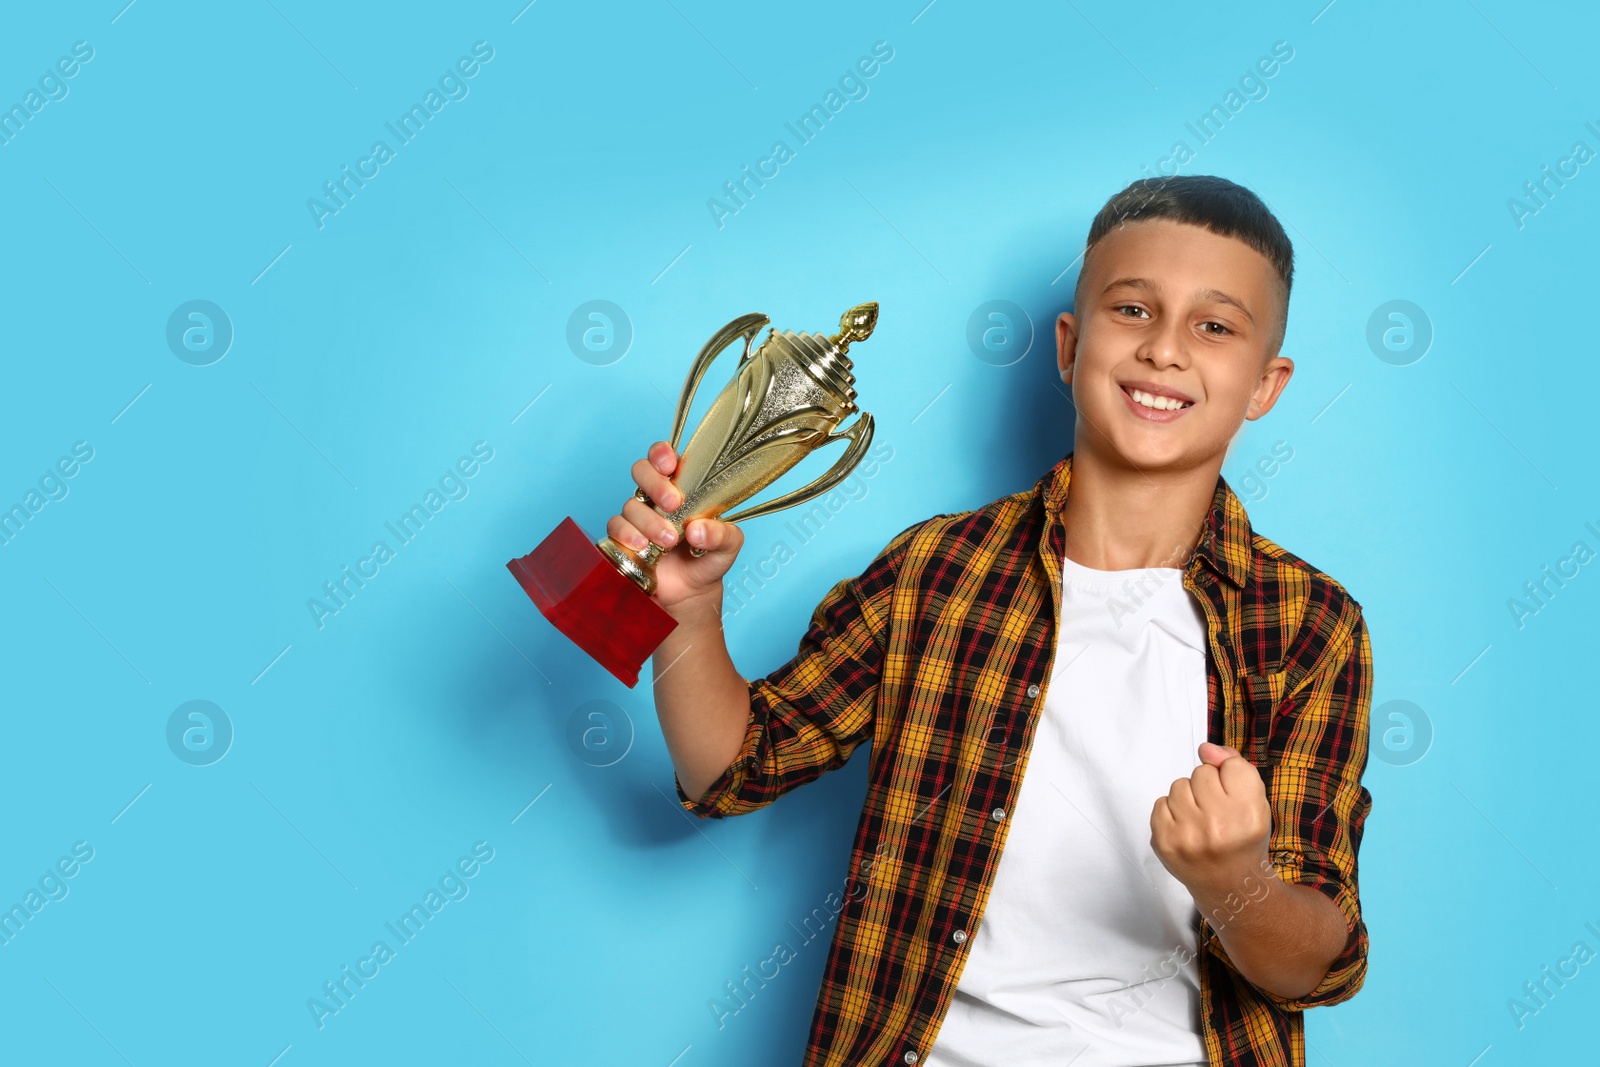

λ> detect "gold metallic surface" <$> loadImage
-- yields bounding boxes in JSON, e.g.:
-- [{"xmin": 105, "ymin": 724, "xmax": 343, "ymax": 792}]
[{"xmin": 595, "ymin": 303, "xmax": 879, "ymax": 597}]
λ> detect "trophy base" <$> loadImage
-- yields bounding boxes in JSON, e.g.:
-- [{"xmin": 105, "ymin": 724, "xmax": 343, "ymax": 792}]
[{"xmin": 506, "ymin": 516, "xmax": 679, "ymax": 688}]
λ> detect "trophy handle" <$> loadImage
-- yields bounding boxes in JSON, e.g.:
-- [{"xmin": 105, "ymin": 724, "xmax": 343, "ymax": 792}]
[
  {"xmin": 720, "ymin": 412, "xmax": 875, "ymax": 524},
  {"xmin": 669, "ymin": 312, "xmax": 770, "ymax": 452}
]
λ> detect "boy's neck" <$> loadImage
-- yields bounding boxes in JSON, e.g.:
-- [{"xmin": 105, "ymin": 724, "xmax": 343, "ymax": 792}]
[{"xmin": 1060, "ymin": 444, "xmax": 1224, "ymax": 572}]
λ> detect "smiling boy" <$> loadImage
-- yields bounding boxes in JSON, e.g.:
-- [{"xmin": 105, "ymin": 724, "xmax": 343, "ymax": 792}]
[{"xmin": 623, "ymin": 175, "xmax": 1373, "ymax": 1067}]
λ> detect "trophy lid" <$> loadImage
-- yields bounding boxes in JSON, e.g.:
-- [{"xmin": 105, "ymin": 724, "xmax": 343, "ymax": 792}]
[{"xmin": 760, "ymin": 302, "xmax": 878, "ymax": 410}]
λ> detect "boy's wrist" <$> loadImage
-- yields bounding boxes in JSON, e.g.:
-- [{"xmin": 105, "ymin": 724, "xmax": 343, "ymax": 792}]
[
  {"xmin": 663, "ymin": 590, "xmax": 725, "ymax": 632},
  {"xmin": 1186, "ymin": 850, "xmax": 1278, "ymax": 920}
]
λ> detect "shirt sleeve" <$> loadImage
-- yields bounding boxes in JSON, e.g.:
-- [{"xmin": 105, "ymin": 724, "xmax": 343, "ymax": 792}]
[
  {"xmin": 674, "ymin": 519, "xmax": 922, "ymax": 820},
  {"xmin": 1203, "ymin": 602, "xmax": 1375, "ymax": 1010}
]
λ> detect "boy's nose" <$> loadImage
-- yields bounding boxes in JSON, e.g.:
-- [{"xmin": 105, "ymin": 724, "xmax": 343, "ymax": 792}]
[{"xmin": 1141, "ymin": 324, "xmax": 1190, "ymax": 367}]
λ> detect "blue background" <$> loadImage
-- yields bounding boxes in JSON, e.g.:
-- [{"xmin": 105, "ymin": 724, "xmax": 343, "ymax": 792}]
[{"xmin": 1, "ymin": 1, "xmax": 1594, "ymax": 1063}]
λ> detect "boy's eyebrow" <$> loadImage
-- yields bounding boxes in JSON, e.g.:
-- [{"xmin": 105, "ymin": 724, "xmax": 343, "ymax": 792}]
[
  {"xmin": 1196, "ymin": 286, "xmax": 1256, "ymax": 325},
  {"xmin": 1102, "ymin": 276, "xmax": 1257, "ymax": 326}
]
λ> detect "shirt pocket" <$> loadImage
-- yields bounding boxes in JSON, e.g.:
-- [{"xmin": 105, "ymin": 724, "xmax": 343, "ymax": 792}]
[{"xmin": 1240, "ymin": 669, "xmax": 1289, "ymax": 772}]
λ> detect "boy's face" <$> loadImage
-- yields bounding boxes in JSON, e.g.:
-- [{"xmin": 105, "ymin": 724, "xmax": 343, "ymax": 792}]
[{"xmin": 1056, "ymin": 219, "xmax": 1294, "ymax": 476}]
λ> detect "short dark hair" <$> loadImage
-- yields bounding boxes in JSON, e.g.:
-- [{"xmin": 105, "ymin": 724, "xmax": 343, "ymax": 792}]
[{"xmin": 1073, "ymin": 175, "xmax": 1295, "ymax": 349}]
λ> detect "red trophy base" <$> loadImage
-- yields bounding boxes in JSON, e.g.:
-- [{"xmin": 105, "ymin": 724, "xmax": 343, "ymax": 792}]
[{"xmin": 506, "ymin": 516, "xmax": 679, "ymax": 688}]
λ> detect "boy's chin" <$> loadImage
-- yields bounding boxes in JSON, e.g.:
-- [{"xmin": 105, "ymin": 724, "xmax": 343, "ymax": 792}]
[{"xmin": 1096, "ymin": 430, "xmax": 1205, "ymax": 473}]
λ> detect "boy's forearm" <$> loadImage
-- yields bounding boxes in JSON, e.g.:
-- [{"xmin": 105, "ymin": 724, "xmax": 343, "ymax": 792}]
[
  {"xmin": 1151, "ymin": 743, "xmax": 1355, "ymax": 1001},
  {"xmin": 651, "ymin": 598, "xmax": 752, "ymax": 804},
  {"xmin": 1195, "ymin": 859, "xmax": 1349, "ymax": 1000}
]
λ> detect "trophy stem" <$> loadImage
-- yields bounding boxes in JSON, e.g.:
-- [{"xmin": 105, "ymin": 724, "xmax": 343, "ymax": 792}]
[{"xmin": 597, "ymin": 534, "xmax": 664, "ymax": 597}]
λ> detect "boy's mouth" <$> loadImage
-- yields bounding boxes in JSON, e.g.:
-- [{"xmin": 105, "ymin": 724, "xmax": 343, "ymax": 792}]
[{"xmin": 1118, "ymin": 380, "xmax": 1196, "ymax": 422}]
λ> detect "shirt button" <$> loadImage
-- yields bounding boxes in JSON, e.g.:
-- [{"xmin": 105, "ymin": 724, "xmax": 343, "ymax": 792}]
[
  {"xmin": 1026, "ymin": 683, "xmax": 1040, "ymax": 698},
  {"xmin": 952, "ymin": 929, "xmax": 968, "ymax": 944},
  {"xmin": 990, "ymin": 807, "xmax": 1006, "ymax": 822},
  {"xmin": 904, "ymin": 1052, "xmax": 920, "ymax": 1064}
]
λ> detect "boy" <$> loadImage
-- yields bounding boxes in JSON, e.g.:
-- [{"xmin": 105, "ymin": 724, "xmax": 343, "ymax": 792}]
[{"xmin": 609, "ymin": 175, "xmax": 1373, "ymax": 1067}]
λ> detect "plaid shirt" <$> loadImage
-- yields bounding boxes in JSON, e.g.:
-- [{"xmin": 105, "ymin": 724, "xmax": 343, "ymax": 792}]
[{"xmin": 676, "ymin": 451, "xmax": 1374, "ymax": 1067}]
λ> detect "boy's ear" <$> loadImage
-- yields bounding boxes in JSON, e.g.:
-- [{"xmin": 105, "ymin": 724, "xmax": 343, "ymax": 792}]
[
  {"xmin": 1245, "ymin": 354, "xmax": 1295, "ymax": 420},
  {"xmin": 1056, "ymin": 311, "xmax": 1079, "ymax": 384}
]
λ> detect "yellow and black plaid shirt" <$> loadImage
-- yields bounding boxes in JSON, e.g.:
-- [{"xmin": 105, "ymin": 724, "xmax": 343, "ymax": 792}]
[{"xmin": 676, "ymin": 451, "xmax": 1374, "ymax": 1067}]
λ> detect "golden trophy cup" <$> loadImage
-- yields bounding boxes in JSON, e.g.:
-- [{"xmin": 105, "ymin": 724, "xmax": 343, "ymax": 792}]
[{"xmin": 507, "ymin": 302, "xmax": 880, "ymax": 687}]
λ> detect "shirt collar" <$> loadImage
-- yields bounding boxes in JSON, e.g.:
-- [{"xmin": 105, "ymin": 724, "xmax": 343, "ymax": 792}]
[{"xmin": 1037, "ymin": 451, "xmax": 1251, "ymax": 589}]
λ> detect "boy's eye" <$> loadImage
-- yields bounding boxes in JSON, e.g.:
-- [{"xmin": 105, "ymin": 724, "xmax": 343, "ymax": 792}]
[
  {"xmin": 1200, "ymin": 321, "xmax": 1231, "ymax": 336},
  {"xmin": 1113, "ymin": 304, "xmax": 1148, "ymax": 319}
]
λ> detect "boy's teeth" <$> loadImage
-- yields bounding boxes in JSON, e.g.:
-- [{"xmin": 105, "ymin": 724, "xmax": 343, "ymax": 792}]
[{"xmin": 1131, "ymin": 388, "xmax": 1189, "ymax": 411}]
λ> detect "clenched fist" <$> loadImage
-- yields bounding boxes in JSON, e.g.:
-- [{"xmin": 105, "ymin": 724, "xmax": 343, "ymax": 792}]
[
  {"xmin": 605, "ymin": 440, "xmax": 744, "ymax": 623},
  {"xmin": 1150, "ymin": 742, "xmax": 1272, "ymax": 897}
]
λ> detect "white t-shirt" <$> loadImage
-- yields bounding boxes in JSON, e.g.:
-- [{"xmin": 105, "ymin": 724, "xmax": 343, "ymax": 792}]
[{"xmin": 924, "ymin": 553, "xmax": 1210, "ymax": 1067}]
